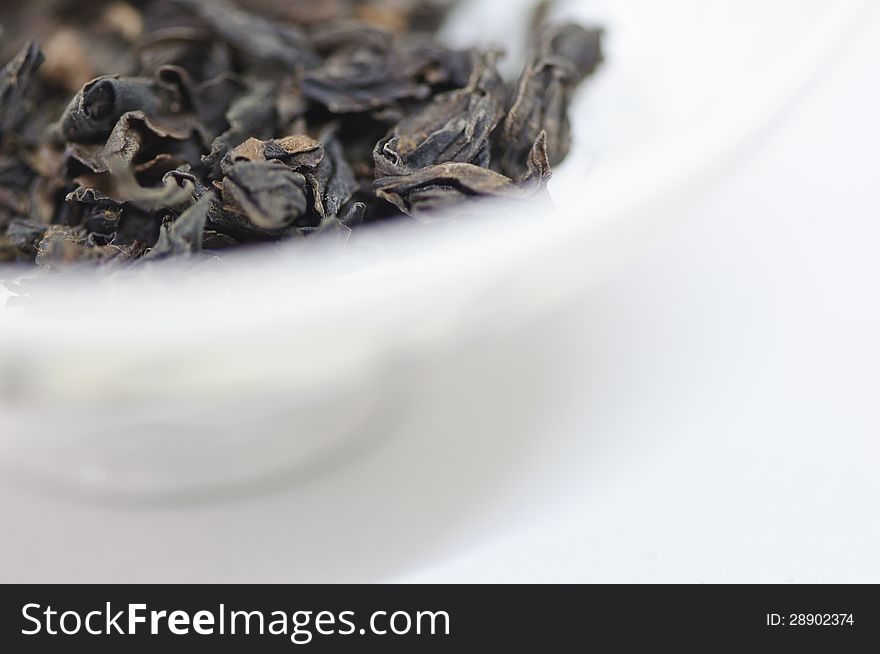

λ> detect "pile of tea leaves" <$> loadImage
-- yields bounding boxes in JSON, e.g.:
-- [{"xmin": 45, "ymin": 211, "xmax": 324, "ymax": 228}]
[{"xmin": 0, "ymin": 0, "xmax": 602, "ymax": 267}]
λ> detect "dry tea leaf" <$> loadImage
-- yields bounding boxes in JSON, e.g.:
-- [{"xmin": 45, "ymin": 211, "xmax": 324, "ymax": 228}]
[
  {"xmin": 172, "ymin": 0, "xmax": 319, "ymax": 69},
  {"xmin": 373, "ymin": 51, "xmax": 505, "ymax": 177},
  {"xmin": 221, "ymin": 135, "xmax": 324, "ymax": 174},
  {"xmin": 144, "ymin": 194, "xmax": 211, "ymax": 259},
  {"xmin": 303, "ymin": 128, "xmax": 357, "ymax": 220},
  {"xmin": 374, "ymin": 159, "xmax": 548, "ymax": 218},
  {"xmin": 499, "ymin": 23, "xmax": 603, "ymax": 180},
  {"xmin": 0, "ymin": 41, "xmax": 45, "ymax": 139},
  {"xmin": 0, "ymin": 1, "xmax": 602, "ymax": 266},
  {"xmin": 203, "ymin": 82, "xmax": 277, "ymax": 177},
  {"xmin": 59, "ymin": 70, "xmax": 192, "ymax": 144},
  {"xmin": 222, "ymin": 161, "xmax": 310, "ymax": 230}
]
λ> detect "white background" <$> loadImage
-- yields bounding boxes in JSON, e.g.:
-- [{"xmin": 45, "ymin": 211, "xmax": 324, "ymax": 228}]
[{"xmin": 400, "ymin": 5, "xmax": 880, "ymax": 583}]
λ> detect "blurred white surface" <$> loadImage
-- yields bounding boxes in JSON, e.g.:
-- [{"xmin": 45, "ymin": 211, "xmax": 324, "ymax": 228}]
[
  {"xmin": 0, "ymin": 1, "xmax": 878, "ymax": 582},
  {"xmin": 402, "ymin": 5, "xmax": 880, "ymax": 583}
]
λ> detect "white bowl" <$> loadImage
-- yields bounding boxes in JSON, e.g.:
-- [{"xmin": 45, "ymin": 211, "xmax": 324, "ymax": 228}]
[{"xmin": 0, "ymin": 0, "xmax": 871, "ymax": 579}]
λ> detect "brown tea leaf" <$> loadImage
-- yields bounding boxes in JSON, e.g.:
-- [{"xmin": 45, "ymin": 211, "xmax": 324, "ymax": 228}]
[
  {"xmin": 374, "ymin": 161, "xmax": 547, "ymax": 217},
  {"xmin": 0, "ymin": 41, "xmax": 45, "ymax": 139},
  {"xmin": 221, "ymin": 135, "xmax": 324, "ymax": 174},
  {"xmin": 144, "ymin": 193, "xmax": 211, "ymax": 259},
  {"xmin": 373, "ymin": 51, "xmax": 505, "ymax": 177},
  {"xmin": 0, "ymin": 1, "xmax": 600, "ymax": 266},
  {"xmin": 221, "ymin": 161, "xmax": 310, "ymax": 230},
  {"xmin": 499, "ymin": 23, "xmax": 603, "ymax": 180}
]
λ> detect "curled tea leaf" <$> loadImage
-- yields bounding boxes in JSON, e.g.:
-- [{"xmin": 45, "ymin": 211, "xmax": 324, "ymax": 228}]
[
  {"xmin": 373, "ymin": 51, "xmax": 505, "ymax": 177},
  {"xmin": 34, "ymin": 225, "xmax": 135, "ymax": 268},
  {"xmin": 303, "ymin": 128, "xmax": 357, "ymax": 220},
  {"xmin": 523, "ymin": 130, "xmax": 552, "ymax": 188},
  {"xmin": 301, "ymin": 24, "xmax": 458, "ymax": 114},
  {"xmin": 221, "ymin": 134, "xmax": 324, "ymax": 174},
  {"xmin": 499, "ymin": 23, "xmax": 603, "ymax": 180},
  {"xmin": 59, "ymin": 73, "xmax": 189, "ymax": 144},
  {"xmin": 354, "ymin": 0, "xmax": 461, "ymax": 33},
  {"xmin": 173, "ymin": 0, "xmax": 318, "ymax": 69},
  {"xmin": 203, "ymin": 82, "xmax": 277, "ymax": 178},
  {"xmin": 144, "ymin": 194, "xmax": 211, "ymax": 259},
  {"xmin": 0, "ymin": 41, "xmax": 45, "ymax": 139},
  {"xmin": 339, "ymin": 201, "xmax": 366, "ymax": 228},
  {"xmin": 4, "ymin": 218, "xmax": 48, "ymax": 258},
  {"xmin": 64, "ymin": 187, "xmax": 166, "ymax": 249},
  {"xmin": 69, "ymin": 154, "xmax": 195, "ymax": 212},
  {"xmin": 374, "ymin": 161, "xmax": 546, "ymax": 218},
  {"xmin": 222, "ymin": 161, "xmax": 310, "ymax": 230}
]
